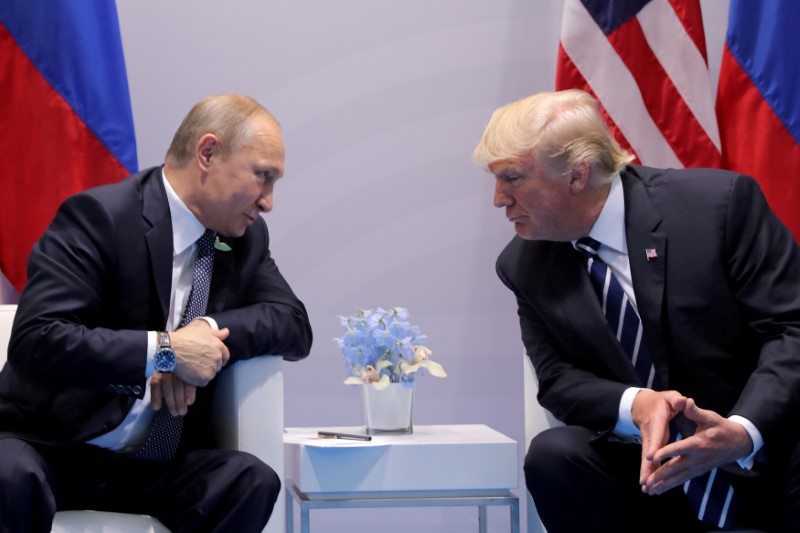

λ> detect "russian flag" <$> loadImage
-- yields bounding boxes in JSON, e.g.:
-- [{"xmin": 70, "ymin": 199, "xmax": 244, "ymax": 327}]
[
  {"xmin": 716, "ymin": 0, "xmax": 800, "ymax": 240},
  {"xmin": 0, "ymin": 0, "xmax": 138, "ymax": 293}
]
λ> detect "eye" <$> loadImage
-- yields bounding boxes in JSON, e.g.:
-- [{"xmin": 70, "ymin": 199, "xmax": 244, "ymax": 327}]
[
  {"xmin": 505, "ymin": 175, "xmax": 523, "ymax": 186},
  {"xmin": 255, "ymin": 171, "xmax": 272, "ymax": 183}
]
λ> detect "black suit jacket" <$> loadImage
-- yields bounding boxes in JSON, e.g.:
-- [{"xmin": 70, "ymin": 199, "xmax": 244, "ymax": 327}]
[
  {"xmin": 0, "ymin": 166, "xmax": 312, "ymax": 447},
  {"xmin": 497, "ymin": 165, "xmax": 800, "ymax": 461}
]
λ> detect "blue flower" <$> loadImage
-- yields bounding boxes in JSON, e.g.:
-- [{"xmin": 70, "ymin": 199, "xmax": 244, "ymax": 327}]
[{"xmin": 335, "ymin": 307, "xmax": 447, "ymax": 389}]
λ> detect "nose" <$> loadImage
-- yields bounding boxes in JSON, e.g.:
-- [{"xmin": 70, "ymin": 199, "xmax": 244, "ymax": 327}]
[
  {"xmin": 258, "ymin": 190, "xmax": 273, "ymax": 213},
  {"xmin": 257, "ymin": 181, "xmax": 274, "ymax": 213},
  {"xmin": 493, "ymin": 178, "xmax": 513, "ymax": 209}
]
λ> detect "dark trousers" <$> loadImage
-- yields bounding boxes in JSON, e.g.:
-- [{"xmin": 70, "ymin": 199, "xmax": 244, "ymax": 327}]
[
  {"xmin": 0, "ymin": 436, "xmax": 280, "ymax": 533},
  {"xmin": 525, "ymin": 426, "xmax": 800, "ymax": 533}
]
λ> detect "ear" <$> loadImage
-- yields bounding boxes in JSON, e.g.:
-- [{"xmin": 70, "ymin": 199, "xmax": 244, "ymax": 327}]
[
  {"xmin": 568, "ymin": 161, "xmax": 591, "ymax": 194},
  {"xmin": 196, "ymin": 134, "xmax": 219, "ymax": 171}
]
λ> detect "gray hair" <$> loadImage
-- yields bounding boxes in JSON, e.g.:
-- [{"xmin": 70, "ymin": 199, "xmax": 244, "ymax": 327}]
[{"xmin": 165, "ymin": 94, "xmax": 278, "ymax": 168}]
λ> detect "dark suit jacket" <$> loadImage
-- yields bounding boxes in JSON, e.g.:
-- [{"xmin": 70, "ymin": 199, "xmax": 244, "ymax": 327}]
[
  {"xmin": 497, "ymin": 165, "xmax": 800, "ymax": 461},
  {"xmin": 0, "ymin": 166, "xmax": 312, "ymax": 448}
]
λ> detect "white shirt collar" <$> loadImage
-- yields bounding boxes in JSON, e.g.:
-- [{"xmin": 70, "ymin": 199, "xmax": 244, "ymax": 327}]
[
  {"xmin": 162, "ymin": 168, "xmax": 206, "ymax": 255},
  {"xmin": 585, "ymin": 174, "xmax": 627, "ymax": 255}
]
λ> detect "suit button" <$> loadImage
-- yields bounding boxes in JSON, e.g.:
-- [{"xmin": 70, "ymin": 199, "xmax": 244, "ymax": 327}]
[
  {"xmin": 633, "ymin": 435, "xmax": 642, "ymax": 444},
  {"xmin": 123, "ymin": 386, "xmax": 133, "ymax": 395},
  {"xmin": 133, "ymin": 385, "xmax": 143, "ymax": 395},
  {"xmin": 114, "ymin": 385, "xmax": 124, "ymax": 394}
]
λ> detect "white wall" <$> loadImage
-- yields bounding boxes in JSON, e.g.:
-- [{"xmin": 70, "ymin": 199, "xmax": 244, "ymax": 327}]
[{"xmin": 112, "ymin": 2, "xmax": 728, "ymax": 531}]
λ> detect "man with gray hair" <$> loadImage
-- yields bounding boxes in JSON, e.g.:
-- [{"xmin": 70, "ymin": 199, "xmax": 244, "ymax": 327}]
[
  {"xmin": 475, "ymin": 89, "xmax": 800, "ymax": 532},
  {"xmin": 0, "ymin": 94, "xmax": 312, "ymax": 532}
]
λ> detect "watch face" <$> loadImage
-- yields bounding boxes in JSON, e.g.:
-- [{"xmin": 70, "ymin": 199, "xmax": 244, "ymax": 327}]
[{"xmin": 154, "ymin": 347, "xmax": 177, "ymax": 373}]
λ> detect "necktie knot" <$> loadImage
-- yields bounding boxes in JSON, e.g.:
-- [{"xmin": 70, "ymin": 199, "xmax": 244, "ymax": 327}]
[
  {"xmin": 198, "ymin": 229, "xmax": 216, "ymax": 255},
  {"xmin": 576, "ymin": 236, "xmax": 601, "ymax": 260}
]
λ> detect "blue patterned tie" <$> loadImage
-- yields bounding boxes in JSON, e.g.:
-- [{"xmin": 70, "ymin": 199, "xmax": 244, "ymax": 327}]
[
  {"xmin": 133, "ymin": 229, "xmax": 216, "ymax": 461},
  {"xmin": 576, "ymin": 236, "xmax": 736, "ymax": 528}
]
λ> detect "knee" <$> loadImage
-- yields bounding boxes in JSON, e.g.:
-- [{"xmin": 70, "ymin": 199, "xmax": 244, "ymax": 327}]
[
  {"xmin": 525, "ymin": 426, "xmax": 582, "ymax": 476},
  {"xmin": 228, "ymin": 451, "xmax": 281, "ymax": 506}
]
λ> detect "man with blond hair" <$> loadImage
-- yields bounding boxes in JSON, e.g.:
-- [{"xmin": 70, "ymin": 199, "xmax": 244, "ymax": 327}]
[
  {"xmin": 0, "ymin": 94, "xmax": 312, "ymax": 532},
  {"xmin": 475, "ymin": 89, "xmax": 800, "ymax": 532}
]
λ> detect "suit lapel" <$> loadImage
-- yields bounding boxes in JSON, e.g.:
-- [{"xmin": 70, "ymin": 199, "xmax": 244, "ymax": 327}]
[
  {"xmin": 541, "ymin": 242, "xmax": 643, "ymax": 382},
  {"xmin": 621, "ymin": 169, "xmax": 670, "ymax": 386},
  {"xmin": 142, "ymin": 168, "xmax": 173, "ymax": 326}
]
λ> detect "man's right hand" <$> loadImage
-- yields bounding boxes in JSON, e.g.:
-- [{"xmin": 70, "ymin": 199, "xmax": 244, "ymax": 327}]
[
  {"xmin": 169, "ymin": 319, "xmax": 231, "ymax": 386},
  {"xmin": 632, "ymin": 389, "xmax": 687, "ymax": 487}
]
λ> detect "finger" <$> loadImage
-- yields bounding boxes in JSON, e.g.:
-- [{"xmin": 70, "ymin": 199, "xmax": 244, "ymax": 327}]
[
  {"xmin": 161, "ymin": 374, "xmax": 177, "ymax": 416},
  {"xmin": 214, "ymin": 327, "xmax": 231, "ymax": 340},
  {"xmin": 185, "ymin": 384, "xmax": 197, "ymax": 406},
  {"xmin": 150, "ymin": 374, "xmax": 163, "ymax": 411},
  {"xmin": 172, "ymin": 378, "xmax": 187, "ymax": 416}
]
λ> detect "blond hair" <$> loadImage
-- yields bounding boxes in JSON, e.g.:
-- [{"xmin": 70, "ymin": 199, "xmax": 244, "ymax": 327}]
[{"xmin": 473, "ymin": 89, "xmax": 633, "ymax": 185}]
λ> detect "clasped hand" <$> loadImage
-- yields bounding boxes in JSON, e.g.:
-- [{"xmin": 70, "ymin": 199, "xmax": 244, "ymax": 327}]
[
  {"xmin": 150, "ymin": 320, "xmax": 230, "ymax": 416},
  {"xmin": 634, "ymin": 390, "xmax": 752, "ymax": 496}
]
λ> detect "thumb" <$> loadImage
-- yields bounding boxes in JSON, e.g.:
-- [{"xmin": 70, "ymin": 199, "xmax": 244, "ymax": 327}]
[{"xmin": 212, "ymin": 327, "xmax": 231, "ymax": 340}]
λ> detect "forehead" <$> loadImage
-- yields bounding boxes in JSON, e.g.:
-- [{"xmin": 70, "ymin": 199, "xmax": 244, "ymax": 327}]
[{"xmin": 242, "ymin": 115, "xmax": 286, "ymax": 175}]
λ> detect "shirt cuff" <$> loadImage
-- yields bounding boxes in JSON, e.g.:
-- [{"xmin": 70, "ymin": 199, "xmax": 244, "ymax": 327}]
[
  {"xmin": 614, "ymin": 387, "xmax": 645, "ymax": 443},
  {"xmin": 146, "ymin": 331, "xmax": 156, "ymax": 377},
  {"xmin": 198, "ymin": 316, "xmax": 219, "ymax": 330},
  {"xmin": 728, "ymin": 415, "xmax": 763, "ymax": 470}
]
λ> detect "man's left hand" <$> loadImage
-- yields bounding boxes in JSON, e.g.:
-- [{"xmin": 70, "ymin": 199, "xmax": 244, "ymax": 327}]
[{"xmin": 641, "ymin": 398, "xmax": 753, "ymax": 495}]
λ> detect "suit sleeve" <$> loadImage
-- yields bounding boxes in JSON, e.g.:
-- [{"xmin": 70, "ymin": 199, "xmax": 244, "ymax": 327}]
[
  {"xmin": 8, "ymin": 192, "xmax": 148, "ymax": 393},
  {"xmin": 206, "ymin": 217, "xmax": 312, "ymax": 363},
  {"xmin": 496, "ymin": 245, "xmax": 628, "ymax": 431},
  {"xmin": 724, "ymin": 174, "xmax": 800, "ymax": 450}
]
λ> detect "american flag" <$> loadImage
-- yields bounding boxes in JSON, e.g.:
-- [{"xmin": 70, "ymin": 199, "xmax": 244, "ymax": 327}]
[{"xmin": 556, "ymin": 0, "xmax": 720, "ymax": 169}]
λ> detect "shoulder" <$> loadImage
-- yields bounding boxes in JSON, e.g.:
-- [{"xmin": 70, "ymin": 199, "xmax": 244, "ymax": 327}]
[
  {"xmin": 496, "ymin": 235, "xmax": 570, "ymax": 288},
  {"xmin": 622, "ymin": 165, "xmax": 763, "ymax": 213}
]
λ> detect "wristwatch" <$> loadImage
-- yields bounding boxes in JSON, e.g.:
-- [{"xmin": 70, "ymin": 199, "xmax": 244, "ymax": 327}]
[{"xmin": 154, "ymin": 331, "xmax": 177, "ymax": 373}]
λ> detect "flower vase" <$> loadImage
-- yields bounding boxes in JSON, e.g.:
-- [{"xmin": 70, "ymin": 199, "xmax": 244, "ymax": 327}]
[{"xmin": 362, "ymin": 383, "xmax": 414, "ymax": 435}]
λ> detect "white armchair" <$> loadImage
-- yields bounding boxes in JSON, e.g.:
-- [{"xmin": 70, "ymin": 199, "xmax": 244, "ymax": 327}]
[
  {"xmin": 523, "ymin": 353, "xmax": 562, "ymax": 533},
  {"xmin": 0, "ymin": 304, "xmax": 285, "ymax": 533}
]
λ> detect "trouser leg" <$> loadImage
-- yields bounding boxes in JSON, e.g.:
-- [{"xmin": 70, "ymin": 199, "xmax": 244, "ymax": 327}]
[{"xmin": 0, "ymin": 437, "xmax": 57, "ymax": 533}]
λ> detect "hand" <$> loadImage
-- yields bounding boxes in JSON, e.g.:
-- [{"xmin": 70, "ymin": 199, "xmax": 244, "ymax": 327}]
[
  {"xmin": 633, "ymin": 389, "xmax": 688, "ymax": 485},
  {"xmin": 150, "ymin": 372, "xmax": 197, "ymax": 416},
  {"xmin": 642, "ymin": 398, "xmax": 753, "ymax": 495},
  {"xmin": 169, "ymin": 319, "xmax": 231, "ymax": 386}
]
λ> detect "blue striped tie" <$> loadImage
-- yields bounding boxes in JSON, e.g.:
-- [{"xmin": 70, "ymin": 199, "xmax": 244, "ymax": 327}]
[
  {"xmin": 576, "ymin": 236, "xmax": 736, "ymax": 528},
  {"xmin": 576, "ymin": 237, "xmax": 658, "ymax": 388}
]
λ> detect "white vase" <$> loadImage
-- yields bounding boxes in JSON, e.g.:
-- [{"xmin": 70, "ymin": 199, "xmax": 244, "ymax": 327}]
[{"xmin": 362, "ymin": 382, "xmax": 414, "ymax": 435}]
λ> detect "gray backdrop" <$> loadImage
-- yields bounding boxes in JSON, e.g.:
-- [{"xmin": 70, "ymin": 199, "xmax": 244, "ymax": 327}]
[{"xmin": 2, "ymin": 1, "xmax": 731, "ymax": 530}]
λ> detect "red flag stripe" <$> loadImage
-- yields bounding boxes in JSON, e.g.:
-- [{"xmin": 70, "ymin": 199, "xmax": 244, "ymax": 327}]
[
  {"xmin": 667, "ymin": 0, "xmax": 708, "ymax": 61},
  {"xmin": 559, "ymin": 0, "xmax": 682, "ymax": 168},
  {"xmin": 606, "ymin": 16, "xmax": 721, "ymax": 168},
  {"xmin": 556, "ymin": 45, "xmax": 640, "ymax": 164},
  {"xmin": 635, "ymin": 0, "xmax": 719, "ymax": 151}
]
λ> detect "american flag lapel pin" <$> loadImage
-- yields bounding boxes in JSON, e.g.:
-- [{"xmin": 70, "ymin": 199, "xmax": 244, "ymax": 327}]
[{"xmin": 645, "ymin": 248, "xmax": 658, "ymax": 261}]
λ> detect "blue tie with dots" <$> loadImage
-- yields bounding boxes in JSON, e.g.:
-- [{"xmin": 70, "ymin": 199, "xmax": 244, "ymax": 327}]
[
  {"xmin": 576, "ymin": 236, "xmax": 736, "ymax": 528},
  {"xmin": 133, "ymin": 229, "xmax": 216, "ymax": 462}
]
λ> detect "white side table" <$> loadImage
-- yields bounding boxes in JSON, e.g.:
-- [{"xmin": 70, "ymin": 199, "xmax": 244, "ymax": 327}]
[{"xmin": 284, "ymin": 424, "xmax": 520, "ymax": 533}]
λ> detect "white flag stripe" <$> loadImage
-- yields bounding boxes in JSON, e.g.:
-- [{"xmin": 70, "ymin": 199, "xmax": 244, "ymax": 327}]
[
  {"xmin": 637, "ymin": 0, "xmax": 721, "ymax": 150},
  {"xmin": 560, "ymin": 0, "xmax": 683, "ymax": 168}
]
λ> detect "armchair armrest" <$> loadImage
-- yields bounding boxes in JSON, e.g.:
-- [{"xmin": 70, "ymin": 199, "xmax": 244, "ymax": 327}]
[{"xmin": 211, "ymin": 355, "xmax": 285, "ymax": 533}]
